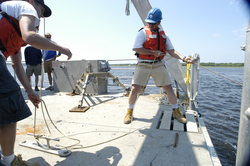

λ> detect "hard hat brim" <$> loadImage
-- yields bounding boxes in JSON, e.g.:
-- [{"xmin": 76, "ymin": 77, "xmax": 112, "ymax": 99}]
[{"xmin": 145, "ymin": 19, "xmax": 158, "ymax": 24}]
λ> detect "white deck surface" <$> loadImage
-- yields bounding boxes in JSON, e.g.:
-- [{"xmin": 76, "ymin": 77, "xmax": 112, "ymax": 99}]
[{"xmin": 13, "ymin": 88, "xmax": 215, "ymax": 166}]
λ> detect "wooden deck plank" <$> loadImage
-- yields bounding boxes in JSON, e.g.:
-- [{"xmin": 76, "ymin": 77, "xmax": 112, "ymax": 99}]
[
  {"xmin": 159, "ymin": 111, "xmax": 172, "ymax": 130},
  {"xmin": 186, "ymin": 112, "xmax": 198, "ymax": 132}
]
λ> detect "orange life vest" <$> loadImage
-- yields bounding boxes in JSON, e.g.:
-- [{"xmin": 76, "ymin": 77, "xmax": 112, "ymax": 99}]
[
  {"xmin": 138, "ymin": 25, "xmax": 166, "ymax": 60},
  {"xmin": 0, "ymin": 10, "xmax": 26, "ymax": 59}
]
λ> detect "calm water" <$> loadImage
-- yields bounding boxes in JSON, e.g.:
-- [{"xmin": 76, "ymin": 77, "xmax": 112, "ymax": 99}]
[
  {"xmin": 197, "ymin": 67, "xmax": 242, "ymax": 166},
  {"xmin": 7, "ymin": 65, "xmax": 243, "ymax": 166}
]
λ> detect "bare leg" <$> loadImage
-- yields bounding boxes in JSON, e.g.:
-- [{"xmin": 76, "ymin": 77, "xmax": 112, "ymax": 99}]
[
  {"xmin": 128, "ymin": 85, "xmax": 142, "ymax": 105},
  {"xmin": 35, "ymin": 75, "xmax": 39, "ymax": 87},
  {"xmin": 124, "ymin": 85, "xmax": 142, "ymax": 124},
  {"xmin": 0, "ymin": 123, "xmax": 17, "ymax": 156},
  {"xmin": 48, "ymin": 72, "xmax": 52, "ymax": 86},
  {"xmin": 162, "ymin": 85, "xmax": 177, "ymax": 105}
]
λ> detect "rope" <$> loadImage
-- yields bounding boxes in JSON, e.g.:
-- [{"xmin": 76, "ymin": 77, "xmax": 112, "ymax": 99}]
[
  {"xmin": 34, "ymin": 17, "xmax": 46, "ymax": 142},
  {"xmin": 195, "ymin": 62, "xmax": 243, "ymax": 86},
  {"xmin": 184, "ymin": 63, "xmax": 191, "ymax": 103},
  {"xmin": 34, "ymin": 100, "xmax": 81, "ymax": 149},
  {"xmin": 33, "ymin": 18, "xmax": 80, "ymax": 149},
  {"xmin": 185, "ymin": 63, "xmax": 191, "ymax": 85}
]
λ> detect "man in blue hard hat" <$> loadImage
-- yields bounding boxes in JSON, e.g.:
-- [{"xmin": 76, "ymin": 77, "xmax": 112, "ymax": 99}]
[
  {"xmin": 124, "ymin": 8, "xmax": 193, "ymax": 124},
  {"xmin": 0, "ymin": 0, "xmax": 72, "ymax": 165}
]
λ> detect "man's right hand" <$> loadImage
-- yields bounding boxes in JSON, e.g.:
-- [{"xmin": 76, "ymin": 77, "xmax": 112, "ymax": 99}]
[{"xmin": 153, "ymin": 50, "xmax": 164, "ymax": 58}]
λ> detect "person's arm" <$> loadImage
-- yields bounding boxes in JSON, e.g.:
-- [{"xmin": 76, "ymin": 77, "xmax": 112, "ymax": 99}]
[
  {"xmin": 19, "ymin": 15, "xmax": 72, "ymax": 60},
  {"xmin": 10, "ymin": 51, "xmax": 41, "ymax": 108},
  {"xmin": 55, "ymin": 51, "xmax": 61, "ymax": 58},
  {"xmin": 167, "ymin": 49, "xmax": 194, "ymax": 63}
]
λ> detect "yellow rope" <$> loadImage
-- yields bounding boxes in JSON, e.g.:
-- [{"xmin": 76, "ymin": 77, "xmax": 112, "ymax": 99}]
[
  {"xmin": 185, "ymin": 63, "xmax": 191, "ymax": 86},
  {"xmin": 184, "ymin": 63, "xmax": 191, "ymax": 102}
]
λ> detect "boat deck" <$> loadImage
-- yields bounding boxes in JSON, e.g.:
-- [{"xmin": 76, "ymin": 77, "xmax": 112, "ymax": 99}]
[{"xmin": 13, "ymin": 87, "xmax": 216, "ymax": 166}]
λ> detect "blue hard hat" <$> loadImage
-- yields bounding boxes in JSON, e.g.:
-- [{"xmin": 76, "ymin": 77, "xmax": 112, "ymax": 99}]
[{"xmin": 145, "ymin": 8, "xmax": 163, "ymax": 23}]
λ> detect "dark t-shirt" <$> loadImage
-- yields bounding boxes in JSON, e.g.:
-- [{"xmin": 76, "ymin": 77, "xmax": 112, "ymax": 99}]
[{"xmin": 24, "ymin": 46, "xmax": 42, "ymax": 65}]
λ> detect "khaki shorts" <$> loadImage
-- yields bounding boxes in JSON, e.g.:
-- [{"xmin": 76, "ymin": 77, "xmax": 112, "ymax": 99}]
[
  {"xmin": 26, "ymin": 64, "xmax": 41, "ymax": 76},
  {"xmin": 132, "ymin": 61, "xmax": 172, "ymax": 87},
  {"xmin": 44, "ymin": 60, "xmax": 53, "ymax": 73}
]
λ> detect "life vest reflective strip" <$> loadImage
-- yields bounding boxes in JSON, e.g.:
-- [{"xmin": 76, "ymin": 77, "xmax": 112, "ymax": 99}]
[
  {"xmin": 138, "ymin": 25, "xmax": 167, "ymax": 60},
  {"xmin": 0, "ymin": 10, "xmax": 26, "ymax": 59}
]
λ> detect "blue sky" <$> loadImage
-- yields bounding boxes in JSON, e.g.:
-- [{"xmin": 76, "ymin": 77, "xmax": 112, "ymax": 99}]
[{"xmin": 23, "ymin": 0, "xmax": 250, "ymax": 63}]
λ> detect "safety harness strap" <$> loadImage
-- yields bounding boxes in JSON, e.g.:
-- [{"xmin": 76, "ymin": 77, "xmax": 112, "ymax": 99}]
[{"xmin": 156, "ymin": 28, "xmax": 160, "ymax": 60}]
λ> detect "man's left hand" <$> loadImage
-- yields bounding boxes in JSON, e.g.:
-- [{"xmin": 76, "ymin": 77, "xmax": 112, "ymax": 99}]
[{"xmin": 27, "ymin": 92, "xmax": 41, "ymax": 108}]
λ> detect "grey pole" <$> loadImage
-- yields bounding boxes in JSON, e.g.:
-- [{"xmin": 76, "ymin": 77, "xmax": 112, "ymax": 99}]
[{"xmin": 236, "ymin": 19, "xmax": 250, "ymax": 166}]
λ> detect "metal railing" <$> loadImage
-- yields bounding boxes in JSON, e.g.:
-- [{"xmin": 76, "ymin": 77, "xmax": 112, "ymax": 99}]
[{"xmin": 7, "ymin": 59, "xmax": 162, "ymax": 92}]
